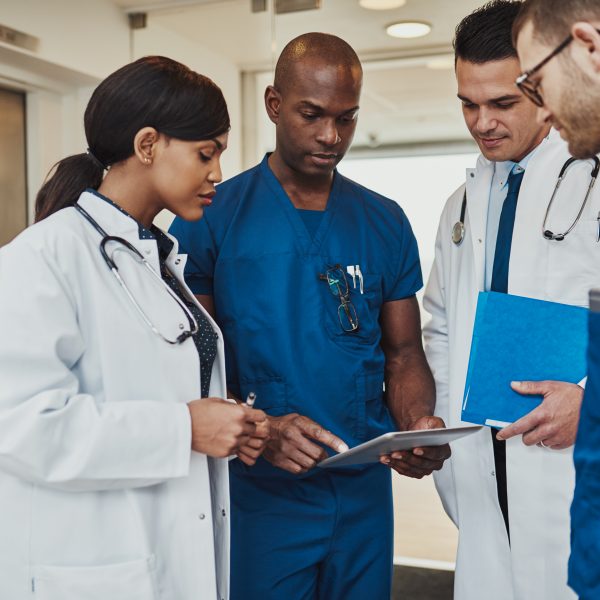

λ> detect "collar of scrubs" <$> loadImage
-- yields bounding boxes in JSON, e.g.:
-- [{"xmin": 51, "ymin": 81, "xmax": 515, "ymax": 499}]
[
  {"xmin": 78, "ymin": 189, "xmax": 180, "ymax": 264},
  {"xmin": 259, "ymin": 153, "xmax": 342, "ymax": 254}
]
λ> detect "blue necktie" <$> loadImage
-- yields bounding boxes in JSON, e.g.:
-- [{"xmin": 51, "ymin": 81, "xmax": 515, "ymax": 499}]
[{"xmin": 491, "ymin": 169, "xmax": 524, "ymax": 294}]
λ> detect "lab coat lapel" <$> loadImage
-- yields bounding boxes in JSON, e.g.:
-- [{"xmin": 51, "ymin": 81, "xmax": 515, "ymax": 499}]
[{"xmin": 465, "ymin": 158, "xmax": 494, "ymax": 291}]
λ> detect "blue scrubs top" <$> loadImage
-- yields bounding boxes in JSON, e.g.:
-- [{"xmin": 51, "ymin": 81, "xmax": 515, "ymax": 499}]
[
  {"xmin": 170, "ymin": 155, "xmax": 423, "ymax": 477},
  {"xmin": 569, "ymin": 302, "xmax": 600, "ymax": 599}
]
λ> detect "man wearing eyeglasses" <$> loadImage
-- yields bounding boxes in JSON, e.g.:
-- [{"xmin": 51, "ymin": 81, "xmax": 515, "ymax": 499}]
[
  {"xmin": 423, "ymin": 2, "xmax": 600, "ymax": 600},
  {"xmin": 170, "ymin": 32, "xmax": 450, "ymax": 600},
  {"xmin": 513, "ymin": 3, "xmax": 600, "ymax": 599}
]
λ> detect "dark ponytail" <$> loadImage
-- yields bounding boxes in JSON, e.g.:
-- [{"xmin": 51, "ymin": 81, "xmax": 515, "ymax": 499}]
[
  {"xmin": 35, "ymin": 154, "xmax": 104, "ymax": 222},
  {"xmin": 34, "ymin": 56, "xmax": 230, "ymax": 222}
]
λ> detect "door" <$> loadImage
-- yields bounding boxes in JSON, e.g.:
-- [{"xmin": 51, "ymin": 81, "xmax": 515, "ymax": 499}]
[{"xmin": 0, "ymin": 88, "xmax": 27, "ymax": 247}]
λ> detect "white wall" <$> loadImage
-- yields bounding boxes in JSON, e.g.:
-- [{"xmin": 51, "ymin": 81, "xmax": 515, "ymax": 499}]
[
  {"xmin": 0, "ymin": 0, "xmax": 245, "ymax": 229},
  {"xmin": 0, "ymin": 0, "xmax": 130, "ymax": 79},
  {"xmin": 134, "ymin": 18, "xmax": 243, "ymax": 229},
  {"xmin": 0, "ymin": 0, "xmax": 132, "ymax": 217}
]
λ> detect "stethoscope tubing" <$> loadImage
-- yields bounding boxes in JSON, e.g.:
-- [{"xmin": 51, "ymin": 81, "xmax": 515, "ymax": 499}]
[
  {"xmin": 74, "ymin": 203, "xmax": 198, "ymax": 344},
  {"xmin": 452, "ymin": 155, "xmax": 600, "ymax": 246}
]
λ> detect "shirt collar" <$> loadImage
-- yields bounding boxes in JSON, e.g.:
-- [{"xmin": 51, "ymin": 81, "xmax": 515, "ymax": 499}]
[
  {"xmin": 493, "ymin": 140, "xmax": 543, "ymax": 190},
  {"xmin": 84, "ymin": 188, "xmax": 174, "ymax": 259}
]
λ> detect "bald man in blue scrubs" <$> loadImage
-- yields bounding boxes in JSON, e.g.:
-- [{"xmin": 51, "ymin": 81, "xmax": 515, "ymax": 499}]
[{"xmin": 170, "ymin": 32, "xmax": 450, "ymax": 600}]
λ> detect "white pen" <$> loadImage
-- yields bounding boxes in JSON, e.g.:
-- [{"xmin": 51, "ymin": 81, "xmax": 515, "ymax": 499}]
[
  {"xmin": 245, "ymin": 392, "xmax": 256, "ymax": 408},
  {"xmin": 356, "ymin": 265, "xmax": 364, "ymax": 294}
]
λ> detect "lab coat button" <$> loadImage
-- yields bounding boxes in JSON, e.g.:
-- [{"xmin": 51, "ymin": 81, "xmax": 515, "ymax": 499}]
[
  {"xmin": 221, "ymin": 509, "xmax": 226, "ymax": 517},
  {"xmin": 175, "ymin": 258, "xmax": 181, "ymax": 265},
  {"xmin": 145, "ymin": 248, "xmax": 151, "ymax": 255},
  {"xmin": 491, "ymin": 471, "xmax": 495, "ymax": 477},
  {"xmin": 198, "ymin": 513, "xmax": 206, "ymax": 520}
]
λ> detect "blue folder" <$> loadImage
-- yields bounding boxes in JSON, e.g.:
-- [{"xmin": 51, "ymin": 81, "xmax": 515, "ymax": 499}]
[{"xmin": 461, "ymin": 292, "xmax": 588, "ymax": 427}]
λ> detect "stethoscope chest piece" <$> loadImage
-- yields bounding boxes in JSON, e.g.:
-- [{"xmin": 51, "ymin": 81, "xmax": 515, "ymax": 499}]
[
  {"xmin": 452, "ymin": 221, "xmax": 465, "ymax": 246},
  {"xmin": 452, "ymin": 190, "xmax": 468, "ymax": 246}
]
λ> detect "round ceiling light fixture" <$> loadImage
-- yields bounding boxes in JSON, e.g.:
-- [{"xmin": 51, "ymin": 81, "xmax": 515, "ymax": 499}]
[
  {"xmin": 359, "ymin": 0, "xmax": 407, "ymax": 9},
  {"xmin": 386, "ymin": 20, "xmax": 432, "ymax": 39}
]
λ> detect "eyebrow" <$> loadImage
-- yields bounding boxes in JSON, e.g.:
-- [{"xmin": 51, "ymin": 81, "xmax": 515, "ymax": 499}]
[
  {"xmin": 297, "ymin": 100, "xmax": 360, "ymax": 114},
  {"xmin": 211, "ymin": 138, "xmax": 224, "ymax": 150},
  {"xmin": 457, "ymin": 94, "xmax": 521, "ymax": 104}
]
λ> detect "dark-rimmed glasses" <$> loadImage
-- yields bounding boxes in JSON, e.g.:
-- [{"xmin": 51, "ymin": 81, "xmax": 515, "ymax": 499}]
[
  {"xmin": 516, "ymin": 29, "xmax": 600, "ymax": 107},
  {"xmin": 319, "ymin": 264, "xmax": 359, "ymax": 332}
]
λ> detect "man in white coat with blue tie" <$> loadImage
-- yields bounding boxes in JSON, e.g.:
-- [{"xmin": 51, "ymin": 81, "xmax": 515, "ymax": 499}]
[{"xmin": 423, "ymin": 2, "xmax": 600, "ymax": 599}]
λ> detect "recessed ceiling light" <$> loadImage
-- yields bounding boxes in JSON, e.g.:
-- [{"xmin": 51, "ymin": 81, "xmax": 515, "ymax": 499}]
[
  {"xmin": 386, "ymin": 21, "xmax": 432, "ymax": 39},
  {"xmin": 359, "ymin": 0, "xmax": 407, "ymax": 9}
]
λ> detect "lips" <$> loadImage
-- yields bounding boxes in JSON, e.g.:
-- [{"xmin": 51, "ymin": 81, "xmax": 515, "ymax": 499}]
[
  {"xmin": 310, "ymin": 153, "xmax": 338, "ymax": 166},
  {"xmin": 480, "ymin": 137, "xmax": 506, "ymax": 149},
  {"xmin": 197, "ymin": 191, "xmax": 215, "ymax": 206}
]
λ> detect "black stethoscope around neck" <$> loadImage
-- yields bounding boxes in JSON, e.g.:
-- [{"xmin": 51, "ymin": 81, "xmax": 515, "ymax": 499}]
[
  {"xmin": 74, "ymin": 203, "xmax": 198, "ymax": 344},
  {"xmin": 452, "ymin": 155, "xmax": 600, "ymax": 246}
]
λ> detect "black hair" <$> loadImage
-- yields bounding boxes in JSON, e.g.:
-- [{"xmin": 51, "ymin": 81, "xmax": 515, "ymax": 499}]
[
  {"xmin": 454, "ymin": 0, "xmax": 523, "ymax": 64},
  {"xmin": 35, "ymin": 55, "xmax": 230, "ymax": 222}
]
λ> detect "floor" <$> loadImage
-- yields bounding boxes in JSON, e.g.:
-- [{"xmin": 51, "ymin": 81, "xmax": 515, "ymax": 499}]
[
  {"xmin": 392, "ymin": 566, "xmax": 454, "ymax": 600},
  {"xmin": 390, "ymin": 471, "xmax": 457, "ymax": 599}
]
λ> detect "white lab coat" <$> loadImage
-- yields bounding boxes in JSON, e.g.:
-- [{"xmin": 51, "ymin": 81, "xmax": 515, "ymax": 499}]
[
  {"xmin": 0, "ymin": 191, "xmax": 230, "ymax": 600},
  {"xmin": 424, "ymin": 130, "xmax": 600, "ymax": 600}
]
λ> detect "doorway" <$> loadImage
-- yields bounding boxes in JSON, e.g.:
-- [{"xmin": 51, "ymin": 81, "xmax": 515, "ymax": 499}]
[{"xmin": 0, "ymin": 87, "xmax": 27, "ymax": 247}]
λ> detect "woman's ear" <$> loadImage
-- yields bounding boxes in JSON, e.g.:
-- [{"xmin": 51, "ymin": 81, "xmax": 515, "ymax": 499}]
[{"xmin": 133, "ymin": 127, "xmax": 160, "ymax": 165}]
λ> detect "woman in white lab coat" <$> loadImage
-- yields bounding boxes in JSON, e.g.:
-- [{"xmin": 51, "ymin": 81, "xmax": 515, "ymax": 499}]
[
  {"xmin": 0, "ymin": 56, "xmax": 268, "ymax": 600},
  {"xmin": 424, "ymin": 129, "xmax": 600, "ymax": 600}
]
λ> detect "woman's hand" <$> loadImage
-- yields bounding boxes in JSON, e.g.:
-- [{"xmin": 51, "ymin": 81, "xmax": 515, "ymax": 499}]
[
  {"xmin": 235, "ymin": 410, "xmax": 270, "ymax": 466},
  {"xmin": 187, "ymin": 398, "xmax": 267, "ymax": 459}
]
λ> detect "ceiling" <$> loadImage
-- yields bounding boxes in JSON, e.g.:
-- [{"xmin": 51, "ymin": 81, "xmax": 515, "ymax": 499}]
[{"xmin": 110, "ymin": 0, "xmax": 484, "ymax": 151}]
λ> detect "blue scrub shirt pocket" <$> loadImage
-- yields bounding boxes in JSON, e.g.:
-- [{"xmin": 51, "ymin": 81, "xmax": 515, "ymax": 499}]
[
  {"xmin": 321, "ymin": 269, "xmax": 382, "ymax": 348},
  {"xmin": 240, "ymin": 377, "xmax": 288, "ymax": 416},
  {"xmin": 354, "ymin": 371, "xmax": 390, "ymax": 442}
]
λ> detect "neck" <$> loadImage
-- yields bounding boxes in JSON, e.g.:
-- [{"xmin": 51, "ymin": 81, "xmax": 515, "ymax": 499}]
[
  {"xmin": 268, "ymin": 151, "xmax": 334, "ymax": 210},
  {"xmin": 510, "ymin": 125, "xmax": 551, "ymax": 163},
  {"xmin": 97, "ymin": 164, "xmax": 159, "ymax": 228}
]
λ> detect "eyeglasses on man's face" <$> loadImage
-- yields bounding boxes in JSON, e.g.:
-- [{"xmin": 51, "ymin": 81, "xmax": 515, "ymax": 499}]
[
  {"xmin": 516, "ymin": 29, "xmax": 600, "ymax": 107},
  {"xmin": 319, "ymin": 264, "xmax": 359, "ymax": 333}
]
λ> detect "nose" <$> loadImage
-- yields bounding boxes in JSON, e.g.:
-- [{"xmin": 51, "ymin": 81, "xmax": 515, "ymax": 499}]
[
  {"xmin": 475, "ymin": 107, "xmax": 498, "ymax": 135},
  {"xmin": 316, "ymin": 119, "xmax": 341, "ymax": 147},
  {"xmin": 208, "ymin": 159, "xmax": 223, "ymax": 184}
]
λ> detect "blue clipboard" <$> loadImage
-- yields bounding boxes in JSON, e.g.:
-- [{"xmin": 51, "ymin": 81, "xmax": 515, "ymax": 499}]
[{"xmin": 461, "ymin": 292, "xmax": 588, "ymax": 427}]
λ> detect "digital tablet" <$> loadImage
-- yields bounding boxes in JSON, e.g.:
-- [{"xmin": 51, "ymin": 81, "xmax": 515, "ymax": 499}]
[{"xmin": 318, "ymin": 425, "xmax": 482, "ymax": 468}]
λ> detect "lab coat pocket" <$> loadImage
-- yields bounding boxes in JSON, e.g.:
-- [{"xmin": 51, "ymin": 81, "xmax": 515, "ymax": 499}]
[{"xmin": 32, "ymin": 555, "xmax": 158, "ymax": 600}]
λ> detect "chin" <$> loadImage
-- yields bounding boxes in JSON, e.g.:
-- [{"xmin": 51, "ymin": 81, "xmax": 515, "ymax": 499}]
[
  {"xmin": 567, "ymin": 137, "xmax": 600, "ymax": 160},
  {"xmin": 178, "ymin": 207, "xmax": 205, "ymax": 222}
]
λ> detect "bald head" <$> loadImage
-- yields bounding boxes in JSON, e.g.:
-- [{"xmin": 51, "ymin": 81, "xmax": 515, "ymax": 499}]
[{"xmin": 274, "ymin": 33, "xmax": 362, "ymax": 94}]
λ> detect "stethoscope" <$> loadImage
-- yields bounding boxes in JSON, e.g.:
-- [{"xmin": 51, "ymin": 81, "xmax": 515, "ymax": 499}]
[
  {"xmin": 452, "ymin": 156, "xmax": 600, "ymax": 246},
  {"xmin": 75, "ymin": 203, "xmax": 198, "ymax": 344}
]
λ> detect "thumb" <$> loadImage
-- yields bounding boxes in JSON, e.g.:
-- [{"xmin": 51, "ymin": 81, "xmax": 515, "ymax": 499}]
[{"xmin": 510, "ymin": 380, "xmax": 549, "ymax": 396}]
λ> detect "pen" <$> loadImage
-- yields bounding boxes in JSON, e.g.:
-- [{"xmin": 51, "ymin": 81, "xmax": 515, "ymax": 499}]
[
  {"xmin": 245, "ymin": 392, "xmax": 256, "ymax": 408},
  {"xmin": 596, "ymin": 211, "xmax": 600, "ymax": 242}
]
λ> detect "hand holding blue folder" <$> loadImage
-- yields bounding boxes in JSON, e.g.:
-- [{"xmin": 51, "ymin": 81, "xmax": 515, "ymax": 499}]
[{"xmin": 461, "ymin": 292, "xmax": 588, "ymax": 427}]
